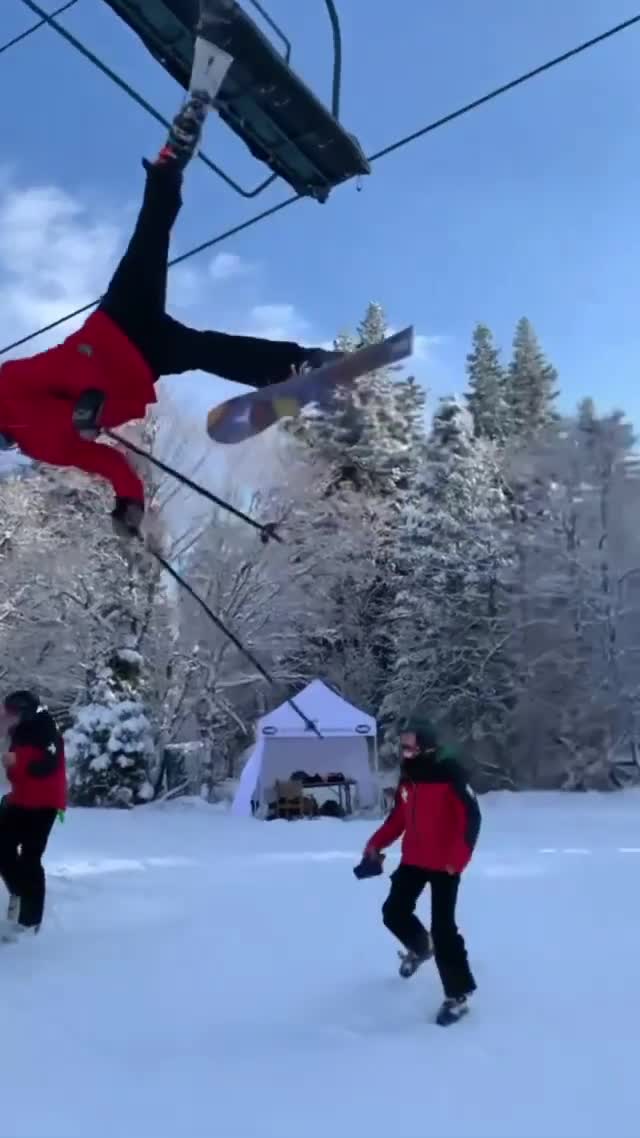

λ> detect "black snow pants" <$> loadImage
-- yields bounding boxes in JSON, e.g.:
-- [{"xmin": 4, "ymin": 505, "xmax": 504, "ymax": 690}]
[
  {"xmin": 0, "ymin": 803, "xmax": 57, "ymax": 929},
  {"xmin": 382, "ymin": 863, "xmax": 476, "ymax": 999},
  {"xmin": 98, "ymin": 163, "xmax": 304, "ymax": 387}
]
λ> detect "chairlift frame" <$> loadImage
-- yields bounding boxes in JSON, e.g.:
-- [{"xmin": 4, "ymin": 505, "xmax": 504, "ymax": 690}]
[{"xmin": 101, "ymin": 0, "xmax": 370, "ymax": 201}]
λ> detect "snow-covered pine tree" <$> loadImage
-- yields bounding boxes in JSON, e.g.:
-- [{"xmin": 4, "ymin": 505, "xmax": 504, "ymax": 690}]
[
  {"xmin": 281, "ymin": 302, "xmax": 427, "ymax": 713},
  {"xmin": 577, "ymin": 397, "xmax": 597, "ymax": 434},
  {"xmin": 388, "ymin": 374, "xmax": 427, "ymax": 490},
  {"xmin": 285, "ymin": 327, "xmax": 358, "ymax": 475},
  {"xmin": 65, "ymin": 648, "xmax": 155, "ymax": 807},
  {"xmin": 0, "ymin": 463, "xmax": 163, "ymax": 717},
  {"xmin": 499, "ymin": 400, "xmax": 640, "ymax": 788},
  {"xmin": 290, "ymin": 302, "xmax": 423, "ymax": 497},
  {"xmin": 382, "ymin": 396, "xmax": 513, "ymax": 779},
  {"xmin": 465, "ymin": 323, "xmax": 510, "ymax": 441},
  {"xmin": 505, "ymin": 317, "xmax": 559, "ymax": 437}
]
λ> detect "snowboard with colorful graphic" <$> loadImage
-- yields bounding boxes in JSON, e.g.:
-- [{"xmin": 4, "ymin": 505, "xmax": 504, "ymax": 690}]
[{"xmin": 206, "ymin": 325, "xmax": 415, "ymax": 445}]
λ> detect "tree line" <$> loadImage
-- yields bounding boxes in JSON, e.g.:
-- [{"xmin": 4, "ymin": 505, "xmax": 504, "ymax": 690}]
[{"xmin": 0, "ymin": 304, "xmax": 638, "ymax": 800}]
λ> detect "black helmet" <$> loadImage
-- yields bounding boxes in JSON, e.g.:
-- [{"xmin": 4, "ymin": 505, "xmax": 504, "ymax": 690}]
[
  {"xmin": 400, "ymin": 717, "xmax": 439, "ymax": 752},
  {"xmin": 3, "ymin": 690, "xmax": 40, "ymax": 719}
]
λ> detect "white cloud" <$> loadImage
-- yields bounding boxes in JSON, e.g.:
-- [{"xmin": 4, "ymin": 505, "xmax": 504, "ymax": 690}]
[
  {"xmin": 168, "ymin": 264, "xmax": 205, "ymax": 313},
  {"xmin": 208, "ymin": 251, "xmax": 253, "ymax": 283},
  {"xmin": 0, "ymin": 179, "xmax": 121, "ymax": 353},
  {"xmin": 0, "ymin": 176, "xmax": 313, "ymax": 373},
  {"xmin": 413, "ymin": 332, "xmax": 447, "ymax": 362},
  {"xmin": 242, "ymin": 303, "xmax": 311, "ymax": 343}
]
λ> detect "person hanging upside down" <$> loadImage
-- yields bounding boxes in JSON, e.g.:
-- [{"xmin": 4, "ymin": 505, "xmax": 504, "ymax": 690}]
[{"xmin": 0, "ymin": 90, "xmax": 337, "ymax": 539}]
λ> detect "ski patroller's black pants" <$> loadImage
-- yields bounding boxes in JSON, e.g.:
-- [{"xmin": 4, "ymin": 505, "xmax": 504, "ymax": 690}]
[
  {"xmin": 0, "ymin": 803, "xmax": 57, "ymax": 928},
  {"xmin": 97, "ymin": 163, "xmax": 304, "ymax": 387},
  {"xmin": 382, "ymin": 863, "xmax": 476, "ymax": 999}
]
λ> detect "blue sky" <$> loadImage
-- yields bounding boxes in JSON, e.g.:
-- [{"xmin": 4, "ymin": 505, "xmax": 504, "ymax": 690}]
[{"xmin": 2, "ymin": 0, "xmax": 640, "ymax": 432}]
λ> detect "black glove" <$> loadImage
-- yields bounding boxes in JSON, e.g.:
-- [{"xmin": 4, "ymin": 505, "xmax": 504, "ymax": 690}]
[
  {"xmin": 302, "ymin": 348, "xmax": 344, "ymax": 372},
  {"xmin": 111, "ymin": 497, "xmax": 144, "ymax": 540},
  {"xmin": 353, "ymin": 852, "xmax": 385, "ymax": 880},
  {"xmin": 73, "ymin": 389, "xmax": 105, "ymax": 439}
]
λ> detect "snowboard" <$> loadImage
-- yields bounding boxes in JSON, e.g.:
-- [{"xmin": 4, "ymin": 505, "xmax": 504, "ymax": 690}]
[{"xmin": 206, "ymin": 325, "xmax": 415, "ymax": 445}]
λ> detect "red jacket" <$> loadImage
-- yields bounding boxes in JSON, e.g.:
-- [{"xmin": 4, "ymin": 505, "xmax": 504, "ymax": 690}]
[
  {"xmin": 369, "ymin": 754, "xmax": 481, "ymax": 874},
  {"xmin": 6, "ymin": 708, "xmax": 67, "ymax": 811},
  {"xmin": 0, "ymin": 312, "xmax": 155, "ymax": 504}
]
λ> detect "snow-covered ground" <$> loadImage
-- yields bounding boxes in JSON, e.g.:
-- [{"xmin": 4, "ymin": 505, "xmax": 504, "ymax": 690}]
[{"xmin": 3, "ymin": 791, "xmax": 640, "ymax": 1138}]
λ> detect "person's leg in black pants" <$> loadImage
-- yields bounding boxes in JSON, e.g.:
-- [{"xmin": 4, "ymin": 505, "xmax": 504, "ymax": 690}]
[
  {"xmin": 382, "ymin": 864, "xmax": 432, "ymax": 957},
  {"xmin": 156, "ymin": 315, "xmax": 309, "ymax": 387},
  {"xmin": 92, "ymin": 88, "xmax": 315, "ymax": 394},
  {"xmin": 98, "ymin": 164, "xmax": 309, "ymax": 390},
  {"xmin": 0, "ymin": 803, "xmax": 24, "ymax": 911},
  {"xmin": 98, "ymin": 161, "xmax": 183, "ymax": 375},
  {"xmin": 429, "ymin": 871, "xmax": 476, "ymax": 999},
  {"xmin": 17, "ymin": 808, "xmax": 57, "ymax": 929},
  {"xmin": 0, "ymin": 805, "xmax": 57, "ymax": 931},
  {"xmin": 97, "ymin": 86, "xmax": 208, "ymax": 375}
]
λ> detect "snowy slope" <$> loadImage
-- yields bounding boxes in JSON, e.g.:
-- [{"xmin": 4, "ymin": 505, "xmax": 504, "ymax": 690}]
[
  {"xmin": 3, "ymin": 792, "xmax": 640, "ymax": 1138},
  {"xmin": 0, "ymin": 451, "xmax": 32, "ymax": 478}
]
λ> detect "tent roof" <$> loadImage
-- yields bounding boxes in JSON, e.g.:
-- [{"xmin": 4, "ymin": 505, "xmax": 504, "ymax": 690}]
[{"xmin": 259, "ymin": 680, "xmax": 376, "ymax": 737}]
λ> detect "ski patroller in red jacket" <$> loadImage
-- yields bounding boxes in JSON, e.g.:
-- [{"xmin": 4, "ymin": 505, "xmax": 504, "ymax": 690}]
[
  {"xmin": 0, "ymin": 311, "xmax": 155, "ymax": 506},
  {"xmin": 5, "ymin": 708, "xmax": 67, "ymax": 811},
  {"xmin": 368, "ymin": 751, "xmax": 481, "ymax": 874}
]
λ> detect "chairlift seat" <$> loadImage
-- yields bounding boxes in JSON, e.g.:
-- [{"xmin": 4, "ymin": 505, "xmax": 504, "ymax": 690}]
[{"xmin": 102, "ymin": 0, "xmax": 370, "ymax": 201}]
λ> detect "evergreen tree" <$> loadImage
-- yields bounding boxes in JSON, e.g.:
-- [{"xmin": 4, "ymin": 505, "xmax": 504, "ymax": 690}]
[
  {"xmin": 290, "ymin": 302, "xmax": 423, "ymax": 497},
  {"xmin": 577, "ymin": 397, "xmax": 597, "ymax": 433},
  {"xmin": 349, "ymin": 304, "xmax": 426, "ymax": 490},
  {"xmin": 502, "ymin": 403, "xmax": 640, "ymax": 788},
  {"xmin": 382, "ymin": 396, "xmax": 512, "ymax": 766},
  {"xmin": 576, "ymin": 399, "xmax": 635, "ymax": 469},
  {"xmin": 389, "ymin": 375, "xmax": 427, "ymax": 489},
  {"xmin": 505, "ymin": 317, "xmax": 559, "ymax": 436},
  {"xmin": 281, "ymin": 301, "xmax": 428, "ymax": 713},
  {"xmin": 465, "ymin": 323, "xmax": 509, "ymax": 441},
  {"xmin": 65, "ymin": 648, "xmax": 155, "ymax": 807}
]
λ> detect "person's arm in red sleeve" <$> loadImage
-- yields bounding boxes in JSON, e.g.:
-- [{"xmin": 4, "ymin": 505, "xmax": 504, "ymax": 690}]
[
  {"xmin": 444, "ymin": 762, "xmax": 481, "ymax": 873},
  {"xmin": 4, "ymin": 744, "xmax": 39, "ymax": 791},
  {"xmin": 13, "ymin": 394, "xmax": 145, "ymax": 508},
  {"xmin": 365, "ymin": 786, "xmax": 406, "ymax": 855},
  {"xmin": 62, "ymin": 436, "xmax": 144, "ymax": 504}
]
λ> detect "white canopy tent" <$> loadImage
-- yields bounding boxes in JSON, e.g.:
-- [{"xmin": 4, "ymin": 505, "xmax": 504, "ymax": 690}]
[{"xmin": 231, "ymin": 680, "xmax": 378, "ymax": 817}]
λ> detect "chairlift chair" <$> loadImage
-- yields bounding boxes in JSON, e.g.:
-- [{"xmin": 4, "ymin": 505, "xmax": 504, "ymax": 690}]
[{"xmin": 101, "ymin": 0, "xmax": 370, "ymax": 201}]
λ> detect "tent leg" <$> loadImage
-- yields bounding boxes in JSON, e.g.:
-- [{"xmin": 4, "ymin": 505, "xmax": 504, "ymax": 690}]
[{"xmin": 371, "ymin": 736, "xmax": 383, "ymax": 812}]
